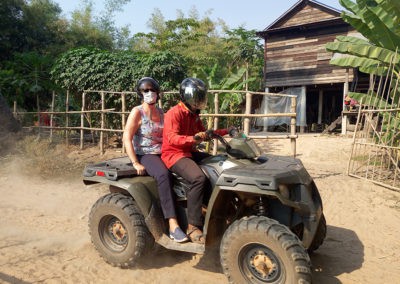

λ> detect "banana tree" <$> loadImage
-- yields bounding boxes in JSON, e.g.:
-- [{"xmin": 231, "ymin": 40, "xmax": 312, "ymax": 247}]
[
  {"xmin": 326, "ymin": 0, "xmax": 400, "ymax": 150},
  {"xmin": 325, "ymin": 0, "xmax": 400, "ymax": 77}
]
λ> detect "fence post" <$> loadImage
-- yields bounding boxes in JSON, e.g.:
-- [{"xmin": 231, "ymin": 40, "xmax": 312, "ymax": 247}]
[
  {"xmin": 100, "ymin": 92, "xmax": 105, "ymax": 154},
  {"xmin": 244, "ymin": 92, "xmax": 252, "ymax": 136},
  {"xmin": 50, "ymin": 91, "xmax": 55, "ymax": 142},
  {"xmin": 65, "ymin": 90, "xmax": 69, "ymax": 145},
  {"xmin": 213, "ymin": 93, "xmax": 219, "ymax": 155},
  {"xmin": 121, "ymin": 93, "xmax": 126, "ymax": 154},
  {"xmin": 80, "ymin": 92, "xmax": 86, "ymax": 150},
  {"xmin": 13, "ymin": 101, "xmax": 17, "ymax": 118},
  {"xmin": 290, "ymin": 96, "xmax": 297, "ymax": 157}
]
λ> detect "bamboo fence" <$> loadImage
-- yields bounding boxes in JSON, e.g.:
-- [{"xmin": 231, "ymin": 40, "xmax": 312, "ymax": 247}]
[{"xmin": 13, "ymin": 90, "xmax": 298, "ymax": 157}]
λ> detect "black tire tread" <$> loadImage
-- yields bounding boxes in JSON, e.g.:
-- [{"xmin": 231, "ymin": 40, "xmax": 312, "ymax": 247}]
[
  {"xmin": 220, "ymin": 216, "xmax": 312, "ymax": 284},
  {"xmin": 89, "ymin": 193, "xmax": 151, "ymax": 268}
]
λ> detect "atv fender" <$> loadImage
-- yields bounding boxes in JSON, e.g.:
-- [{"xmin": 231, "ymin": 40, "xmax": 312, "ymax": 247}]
[
  {"xmin": 203, "ymin": 184, "xmax": 323, "ymax": 249},
  {"xmin": 83, "ymin": 175, "xmax": 165, "ymax": 239}
]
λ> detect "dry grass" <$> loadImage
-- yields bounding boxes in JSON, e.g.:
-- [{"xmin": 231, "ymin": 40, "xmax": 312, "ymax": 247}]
[{"xmin": 6, "ymin": 134, "xmax": 123, "ymax": 179}]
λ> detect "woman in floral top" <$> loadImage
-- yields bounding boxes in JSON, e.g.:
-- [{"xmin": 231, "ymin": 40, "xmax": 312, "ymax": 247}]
[{"xmin": 122, "ymin": 77, "xmax": 188, "ymax": 243}]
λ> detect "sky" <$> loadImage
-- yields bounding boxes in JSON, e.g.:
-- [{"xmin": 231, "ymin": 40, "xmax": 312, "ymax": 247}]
[{"xmin": 53, "ymin": 0, "xmax": 343, "ymax": 34}]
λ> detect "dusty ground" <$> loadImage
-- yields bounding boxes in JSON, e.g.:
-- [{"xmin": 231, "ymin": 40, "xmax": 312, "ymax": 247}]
[{"xmin": 0, "ymin": 134, "xmax": 400, "ymax": 284}]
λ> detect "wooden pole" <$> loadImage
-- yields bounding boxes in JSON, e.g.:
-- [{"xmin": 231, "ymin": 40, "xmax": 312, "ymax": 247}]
[
  {"xmin": 100, "ymin": 92, "xmax": 105, "ymax": 154},
  {"xmin": 342, "ymin": 68, "xmax": 349, "ymax": 135},
  {"xmin": 290, "ymin": 96, "xmax": 297, "ymax": 157},
  {"xmin": 244, "ymin": 92, "xmax": 252, "ymax": 136},
  {"xmin": 50, "ymin": 91, "xmax": 55, "ymax": 142},
  {"xmin": 80, "ymin": 92, "xmax": 86, "ymax": 150},
  {"xmin": 121, "ymin": 93, "xmax": 126, "ymax": 154},
  {"xmin": 65, "ymin": 90, "xmax": 69, "ymax": 145},
  {"xmin": 13, "ymin": 101, "xmax": 17, "ymax": 118},
  {"xmin": 318, "ymin": 89, "xmax": 323, "ymax": 124},
  {"xmin": 213, "ymin": 93, "xmax": 219, "ymax": 155},
  {"xmin": 36, "ymin": 94, "xmax": 41, "ymax": 138}
]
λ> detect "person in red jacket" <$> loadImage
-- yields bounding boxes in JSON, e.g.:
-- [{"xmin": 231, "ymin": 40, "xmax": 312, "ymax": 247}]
[{"xmin": 161, "ymin": 77, "xmax": 229, "ymax": 244}]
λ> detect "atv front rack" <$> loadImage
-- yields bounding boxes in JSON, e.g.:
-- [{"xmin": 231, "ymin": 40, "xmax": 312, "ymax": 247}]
[{"xmin": 83, "ymin": 156, "xmax": 136, "ymax": 181}]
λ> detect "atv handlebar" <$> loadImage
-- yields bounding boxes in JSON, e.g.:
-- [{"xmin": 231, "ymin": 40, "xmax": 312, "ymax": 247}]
[{"xmin": 205, "ymin": 129, "xmax": 232, "ymax": 151}]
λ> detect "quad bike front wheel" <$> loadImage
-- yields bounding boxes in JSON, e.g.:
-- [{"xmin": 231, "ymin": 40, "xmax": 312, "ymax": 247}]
[
  {"xmin": 89, "ymin": 193, "xmax": 154, "ymax": 267},
  {"xmin": 220, "ymin": 216, "xmax": 311, "ymax": 284}
]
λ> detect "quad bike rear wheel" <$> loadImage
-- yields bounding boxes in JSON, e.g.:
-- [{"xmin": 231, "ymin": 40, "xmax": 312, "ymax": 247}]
[
  {"xmin": 220, "ymin": 216, "xmax": 311, "ymax": 284},
  {"xmin": 89, "ymin": 193, "xmax": 154, "ymax": 267}
]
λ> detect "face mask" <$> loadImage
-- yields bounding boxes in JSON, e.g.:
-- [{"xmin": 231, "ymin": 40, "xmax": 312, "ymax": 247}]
[{"xmin": 143, "ymin": 91, "xmax": 157, "ymax": 104}]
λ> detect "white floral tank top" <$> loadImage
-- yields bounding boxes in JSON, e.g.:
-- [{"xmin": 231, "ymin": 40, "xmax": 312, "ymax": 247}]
[{"xmin": 133, "ymin": 105, "xmax": 164, "ymax": 155}]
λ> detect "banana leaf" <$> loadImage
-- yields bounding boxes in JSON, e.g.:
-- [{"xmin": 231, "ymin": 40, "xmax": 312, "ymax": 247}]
[
  {"xmin": 221, "ymin": 67, "xmax": 247, "ymax": 89},
  {"xmin": 348, "ymin": 91, "xmax": 390, "ymax": 108},
  {"xmin": 340, "ymin": 0, "xmax": 360, "ymax": 15},
  {"xmin": 363, "ymin": 0, "xmax": 400, "ymax": 35},
  {"xmin": 375, "ymin": 0, "xmax": 400, "ymax": 34},
  {"xmin": 329, "ymin": 54, "xmax": 389, "ymax": 75},
  {"xmin": 341, "ymin": 12, "xmax": 381, "ymax": 46},
  {"xmin": 362, "ymin": 6, "xmax": 400, "ymax": 49},
  {"xmin": 340, "ymin": 0, "xmax": 400, "ymax": 49},
  {"xmin": 326, "ymin": 40, "xmax": 399, "ymax": 64},
  {"xmin": 335, "ymin": 35, "xmax": 370, "ymax": 45}
]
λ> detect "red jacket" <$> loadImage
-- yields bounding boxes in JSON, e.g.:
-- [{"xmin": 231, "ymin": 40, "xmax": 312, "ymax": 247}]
[{"xmin": 161, "ymin": 102, "xmax": 227, "ymax": 168}]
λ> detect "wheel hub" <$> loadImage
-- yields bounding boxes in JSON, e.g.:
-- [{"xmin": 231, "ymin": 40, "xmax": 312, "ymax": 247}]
[
  {"xmin": 109, "ymin": 220, "xmax": 126, "ymax": 244},
  {"xmin": 239, "ymin": 244, "xmax": 281, "ymax": 282},
  {"xmin": 251, "ymin": 251, "xmax": 276, "ymax": 278}
]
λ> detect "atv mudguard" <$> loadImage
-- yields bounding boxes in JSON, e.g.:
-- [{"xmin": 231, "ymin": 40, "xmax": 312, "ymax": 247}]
[
  {"xmin": 203, "ymin": 181, "xmax": 323, "ymax": 249},
  {"xmin": 83, "ymin": 175, "xmax": 166, "ymax": 240}
]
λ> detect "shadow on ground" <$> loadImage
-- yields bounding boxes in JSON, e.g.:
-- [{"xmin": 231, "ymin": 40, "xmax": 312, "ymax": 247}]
[
  {"xmin": 137, "ymin": 224, "xmax": 363, "ymax": 284},
  {"xmin": 311, "ymin": 225, "xmax": 364, "ymax": 283}
]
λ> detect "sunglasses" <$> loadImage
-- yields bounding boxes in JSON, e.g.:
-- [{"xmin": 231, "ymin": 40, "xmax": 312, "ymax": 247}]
[{"xmin": 141, "ymin": 89, "xmax": 156, "ymax": 93}]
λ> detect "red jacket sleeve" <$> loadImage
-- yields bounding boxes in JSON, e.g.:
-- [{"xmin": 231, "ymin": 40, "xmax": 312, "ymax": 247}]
[{"xmin": 164, "ymin": 108, "xmax": 196, "ymax": 151}]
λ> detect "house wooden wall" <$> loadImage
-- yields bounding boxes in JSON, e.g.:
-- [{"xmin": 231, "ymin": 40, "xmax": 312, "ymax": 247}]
[
  {"xmin": 256, "ymin": 0, "xmax": 363, "ymax": 131},
  {"xmin": 264, "ymin": 24, "xmax": 355, "ymax": 87},
  {"xmin": 257, "ymin": 1, "xmax": 355, "ymax": 88}
]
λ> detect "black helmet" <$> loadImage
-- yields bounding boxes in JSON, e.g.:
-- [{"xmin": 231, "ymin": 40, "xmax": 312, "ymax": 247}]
[
  {"xmin": 179, "ymin": 78, "xmax": 208, "ymax": 110},
  {"xmin": 136, "ymin": 77, "xmax": 160, "ymax": 98}
]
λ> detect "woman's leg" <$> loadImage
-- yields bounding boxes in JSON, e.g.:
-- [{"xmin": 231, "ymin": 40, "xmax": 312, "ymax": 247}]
[
  {"xmin": 140, "ymin": 154, "xmax": 176, "ymax": 220},
  {"xmin": 140, "ymin": 155, "xmax": 188, "ymax": 242}
]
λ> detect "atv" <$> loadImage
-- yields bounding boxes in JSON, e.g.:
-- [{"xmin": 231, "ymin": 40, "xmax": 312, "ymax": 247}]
[{"xmin": 83, "ymin": 131, "xmax": 326, "ymax": 283}]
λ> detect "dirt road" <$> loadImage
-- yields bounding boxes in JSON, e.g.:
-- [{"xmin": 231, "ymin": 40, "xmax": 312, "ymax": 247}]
[{"xmin": 0, "ymin": 135, "xmax": 399, "ymax": 283}]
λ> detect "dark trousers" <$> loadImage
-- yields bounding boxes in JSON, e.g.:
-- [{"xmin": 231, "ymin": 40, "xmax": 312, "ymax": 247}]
[
  {"xmin": 139, "ymin": 154, "xmax": 175, "ymax": 219},
  {"xmin": 170, "ymin": 152, "xmax": 211, "ymax": 227}
]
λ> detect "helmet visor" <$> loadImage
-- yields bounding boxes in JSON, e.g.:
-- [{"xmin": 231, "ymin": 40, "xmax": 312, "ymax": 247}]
[{"xmin": 182, "ymin": 85, "xmax": 208, "ymax": 110}]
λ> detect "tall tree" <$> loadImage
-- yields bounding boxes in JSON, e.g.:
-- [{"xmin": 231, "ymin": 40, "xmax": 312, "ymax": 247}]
[
  {"xmin": 22, "ymin": 0, "xmax": 64, "ymax": 54},
  {"xmin": 66, "ymin": 0, "xmax": 132, "ymax": 51},
  {"xmin": 0, "ymin": 0, "xmax": 26, "ymax": 62},
  {"xmin": 224, "ymin": 27, "xmax": 264, "ymax": 91},
  {"xmin": 131, "ymin": 7, "xmax": 229, "ymax": 81}
]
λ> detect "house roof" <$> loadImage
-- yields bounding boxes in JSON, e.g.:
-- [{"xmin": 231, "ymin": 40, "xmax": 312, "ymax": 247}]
[{"xmin": 257, "ymin": 0, "xmax": 343, "ymax": 37}]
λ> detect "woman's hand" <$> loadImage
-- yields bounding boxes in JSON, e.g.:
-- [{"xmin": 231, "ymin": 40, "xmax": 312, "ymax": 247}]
[{"xmin": 133, "ymin": 162, "xmax": 146, "ymax": 175}]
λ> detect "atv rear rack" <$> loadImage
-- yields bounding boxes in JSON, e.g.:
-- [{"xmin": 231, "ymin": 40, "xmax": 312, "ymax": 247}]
[{"xmin": 83, "ymin": 156, "xmax": 136, "ymax": 181}]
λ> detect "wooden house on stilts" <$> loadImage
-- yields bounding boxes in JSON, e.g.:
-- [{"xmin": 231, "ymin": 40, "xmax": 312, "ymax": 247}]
[{"xmin": 256, "ymin": 0, "xmax": 368, "ymax": 133}]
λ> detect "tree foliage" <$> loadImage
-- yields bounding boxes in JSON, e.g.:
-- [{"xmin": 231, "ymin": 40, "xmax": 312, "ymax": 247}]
[
  {"xmin": 0, "ymin": 1, "xmax": 263, "ymax": 118},
  {"xmin": 50, "ymin": 47, "xmax": 186, "ymax": 93}
]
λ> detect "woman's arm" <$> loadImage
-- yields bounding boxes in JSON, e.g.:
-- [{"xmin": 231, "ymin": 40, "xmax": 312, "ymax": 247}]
[{"xmin": 122, "ymin": 108, "xmax": 146, "ymax": 175}]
